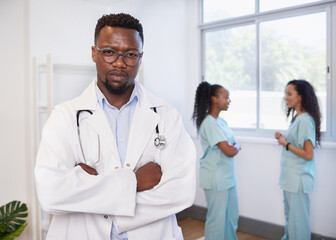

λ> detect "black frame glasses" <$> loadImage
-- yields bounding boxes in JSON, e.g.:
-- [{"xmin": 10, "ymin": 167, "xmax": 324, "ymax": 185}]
[{"xmin": 95, "ymin": 46, "xmax": 143, "ymax": 66}]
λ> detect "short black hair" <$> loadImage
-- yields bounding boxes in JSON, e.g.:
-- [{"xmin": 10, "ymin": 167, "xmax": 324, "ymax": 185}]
[{"xmin": 94, "ymin": 13, "xmax": 144, "ymax": 45}]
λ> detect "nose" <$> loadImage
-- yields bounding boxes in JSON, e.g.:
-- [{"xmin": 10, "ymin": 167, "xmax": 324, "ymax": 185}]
[{"xmin": 112, "ymin": 54, "xmax": 127, "ymax": 67}]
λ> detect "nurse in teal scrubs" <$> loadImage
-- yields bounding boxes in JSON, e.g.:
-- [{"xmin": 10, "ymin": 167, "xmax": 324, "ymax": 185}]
[
  {"xmin": 192, "ymin": 81, "xmax": 241, "ymax": 240},
  {"xmin": 275, "ymin": 80, "xmax": 321, "ymax": 240}
]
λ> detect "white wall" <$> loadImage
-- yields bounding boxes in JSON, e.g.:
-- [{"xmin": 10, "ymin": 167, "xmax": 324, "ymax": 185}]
[
  {"xmin": 0, "ymin": 0, "xmax": 26, "ymax": 202},
  {"xmin": 1, "ymin": 0, "xmax": 335, "ymax": 239},
  {"xmin": 0, "ymin": 0, "xmax": 32, "ymax": 239}
]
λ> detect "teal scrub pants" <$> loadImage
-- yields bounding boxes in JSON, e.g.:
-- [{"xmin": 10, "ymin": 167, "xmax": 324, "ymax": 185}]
[
  {"xmin": 282, "ymin": 183, "xmax": 310, "ymax": 240},
  {"xmin": 204, "ymin": 186, "xmax": 239, "ymax": 240}
]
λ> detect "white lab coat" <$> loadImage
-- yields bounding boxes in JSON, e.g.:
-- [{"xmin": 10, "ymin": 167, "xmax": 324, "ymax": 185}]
[{"xmin": 35, "ymin": 80, "xmax": 196, "ymax": 240}]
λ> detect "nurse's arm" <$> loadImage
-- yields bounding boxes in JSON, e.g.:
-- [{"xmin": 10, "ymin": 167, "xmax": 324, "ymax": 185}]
[
  {"xmin": 217, "ymin": 141, "xmax": 240, "ymax": 157},
  {"xmin": 285, "ymin": 140, "xmax": 314, "ymax": 161}
]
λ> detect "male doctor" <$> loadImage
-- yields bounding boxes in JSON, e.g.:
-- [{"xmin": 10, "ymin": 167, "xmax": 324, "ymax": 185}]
[{"xmin": 35, "ymin": 13, "xmax": 196, "ymax": 240}]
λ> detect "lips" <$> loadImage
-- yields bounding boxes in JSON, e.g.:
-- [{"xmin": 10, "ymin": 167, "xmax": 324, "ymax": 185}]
[{"xmin": 108, "ymin": 71, "xmax": 127, "ymax": 82}]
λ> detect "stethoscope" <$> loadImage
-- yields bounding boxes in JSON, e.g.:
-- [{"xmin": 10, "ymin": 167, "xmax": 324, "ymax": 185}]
[
  {"xmin": 152, "ymin": 107, "xmax": 166, "ymax": 149},
  {"xmin": 76, "ymin": 107, "xmax": 166, "ymax": 165},
  {"xmin": 76, "ymin": 110, "xmax": 100, "ymax": 166}
]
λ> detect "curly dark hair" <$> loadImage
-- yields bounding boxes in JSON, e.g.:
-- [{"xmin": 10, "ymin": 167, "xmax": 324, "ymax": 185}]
[
  {"xmin": 94, "ymin": 13, "xmax": 144, "ymax": 45},
  {"xmin": 286, "ymin": 79, "xmax": 322, "ymax": 145},
  {"xmin": 192, "ymin": 81, "xmax": 223, "ymax": 130}
]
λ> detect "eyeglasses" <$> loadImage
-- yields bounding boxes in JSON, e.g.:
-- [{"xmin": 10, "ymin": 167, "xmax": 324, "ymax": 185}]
[{"xmin": 95, "ymin": 46, "xmax": 143, "ymax": 66}]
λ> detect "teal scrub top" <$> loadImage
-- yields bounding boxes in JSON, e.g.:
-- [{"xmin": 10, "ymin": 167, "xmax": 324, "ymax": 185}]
[
  {"xmin": 199, "ymin": 115, "xmax": 237, "ymax": 190},
  {"xmin": 280, "ymin": 112, "xmax": 316, "ymax": 193}
]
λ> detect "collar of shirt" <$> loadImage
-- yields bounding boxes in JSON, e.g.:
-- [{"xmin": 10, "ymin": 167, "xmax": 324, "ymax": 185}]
[
  {"xmin": 94, "ymin": 81, "xmax": 139, "ymax": 164},
  {"xmin": 95, "ymin": 82, "xmax": 139, "ymax": 111}
]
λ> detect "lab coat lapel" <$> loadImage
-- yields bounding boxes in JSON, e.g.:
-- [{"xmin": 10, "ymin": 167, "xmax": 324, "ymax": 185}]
[
  {"xmin": 74, "ymin": 80, "xmax": 121, "ymax": 167},
  {"xmin": 85, "ymin": 107, "xmax": 121, "ymax": 165},
  {"xmin": 125, "ymin": 103, "xmax": 159, "ymax": 169}
]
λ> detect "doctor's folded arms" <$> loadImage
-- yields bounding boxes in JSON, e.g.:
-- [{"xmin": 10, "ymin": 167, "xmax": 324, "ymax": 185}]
[{"xmin": 34, "ymin": 13, "xmax": 196, "ymax": 240}]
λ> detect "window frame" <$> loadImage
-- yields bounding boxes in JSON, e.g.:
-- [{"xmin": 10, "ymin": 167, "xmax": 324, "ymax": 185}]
[{"xmin": 200, "ymin": 0, "xmax": 336, "ymax": 141}]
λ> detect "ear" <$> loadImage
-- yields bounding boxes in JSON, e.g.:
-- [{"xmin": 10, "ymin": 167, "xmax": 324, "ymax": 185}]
[
  {"xmin": 91, "ymin": 46, "xmax": 96, "ymax": 63},
  {"xmin": 211, "ymin": 95, "xmax": 218, "ymax": 104}
]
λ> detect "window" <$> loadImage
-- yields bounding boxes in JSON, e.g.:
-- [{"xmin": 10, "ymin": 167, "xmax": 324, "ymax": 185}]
[
  {"xmin": 260, "ymin": 0, "xmax": 324, "ymax": 12},
  {"xmin": 260, "ymin": 13, "xmax": 326, "ymax": 130},
  {"xmin": 201, "ymin": 0, "xmax": 335, "ymax": 139},
  {"xmin": 203, "ymin": 0, "xmax": 254, "ymax": 22},
  {"xmin": 204, "ymin": 25, "xmax": 257, "ymax": 128}
]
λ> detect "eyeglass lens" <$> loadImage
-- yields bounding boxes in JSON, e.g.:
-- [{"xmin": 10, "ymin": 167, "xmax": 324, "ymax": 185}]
[{"xmin": 99, "ymin": 48, "xmax": 142, "ymax": 66}]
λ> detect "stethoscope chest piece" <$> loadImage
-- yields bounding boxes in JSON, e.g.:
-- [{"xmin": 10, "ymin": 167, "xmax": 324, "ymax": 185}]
[
  {"xmin": 154, "ymin": 135, "xmax": 166, "ymax": 149},
  {"xmin": 152, "ymin": 107, "xmax": 166, "ymax": 149}
]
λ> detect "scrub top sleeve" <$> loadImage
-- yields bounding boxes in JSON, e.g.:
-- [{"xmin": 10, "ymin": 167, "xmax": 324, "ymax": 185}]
[
  {"xmin": 201, "ymin": 117, "xmax": 227, "ymax": 147},
  {"xmin": 298, "ymin": 116, "xmax": 316, "ymax": 148}
]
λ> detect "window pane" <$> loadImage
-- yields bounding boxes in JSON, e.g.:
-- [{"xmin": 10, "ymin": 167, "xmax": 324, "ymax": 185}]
[
  {"xmin": 205, "ymin": 25, "xmax": 256, "ymax": 128},
  {"xmin": 203, "ymin": 0, "xmax": 254, "ymax": 23},
  {"xmin": 260, "ymin": 0, "xmax": 322, "ymax": 12},
  {"xmin": 260, "ymin": 12, "xmax": 326, "ymax": 130}
]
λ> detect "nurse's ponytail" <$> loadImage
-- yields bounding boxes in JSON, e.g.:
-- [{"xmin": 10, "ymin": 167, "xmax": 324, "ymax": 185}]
[{"xmin": 192, "ymin": 81, "xmax": 222, "ymax": 131}]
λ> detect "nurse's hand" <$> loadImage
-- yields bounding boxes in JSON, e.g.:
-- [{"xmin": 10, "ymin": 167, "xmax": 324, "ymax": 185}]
[
  {"xmin": 135, "ymin": 162, "xmax": 162, "ymax": 192},
  {"xmin": 77, "ymin": 163, "xmax": 98, "ymax": 176},
  {"xmin": 277, "ymin": 134, "xmax": 287, "ymax": 146},
  {"xmin": 275, "ymin": 132, "xmax": 287, "ymax": 146},
  {"xmin": 274, "ymin": 131, "xmax": 282, "ymax": 139},
  {"xmin": 233, "ymin": 142, "xmax": 241, "ymax": 151}
]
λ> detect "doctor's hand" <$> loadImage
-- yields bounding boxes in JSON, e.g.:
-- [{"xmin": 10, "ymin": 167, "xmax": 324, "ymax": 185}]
[
  {"xmin": 135, "ymin": 162, "xmax": 162, "ymax": 192},
  {"xmin": 77, "ymin": 163, "xmax": 98, "ymax": 176}
]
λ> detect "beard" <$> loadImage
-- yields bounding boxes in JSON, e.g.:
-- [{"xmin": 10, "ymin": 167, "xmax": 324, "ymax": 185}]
[
  {"xmin": 99, "ymin": 72, "xmax": 135, "ymax": 95},
  {"xmin": 103, "ymin": 79, "xmax": 130, "ymax": 95}
]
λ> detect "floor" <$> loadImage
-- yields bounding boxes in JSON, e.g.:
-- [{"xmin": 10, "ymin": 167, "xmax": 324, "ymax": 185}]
[{"xmin": 178, "ymin": 218, "xmax": 267, "ymax": 240}]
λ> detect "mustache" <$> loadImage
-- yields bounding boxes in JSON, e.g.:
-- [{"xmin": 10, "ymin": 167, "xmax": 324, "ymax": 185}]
[{"xmin": 108, "ymin": 70, "xmax": 128, "ymax": 77}]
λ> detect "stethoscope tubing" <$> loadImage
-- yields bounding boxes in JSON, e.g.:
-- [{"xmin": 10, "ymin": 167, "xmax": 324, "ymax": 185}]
[{"xmin": 77, "ymin": 110, "xmax": 100, "ymax": 166}]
